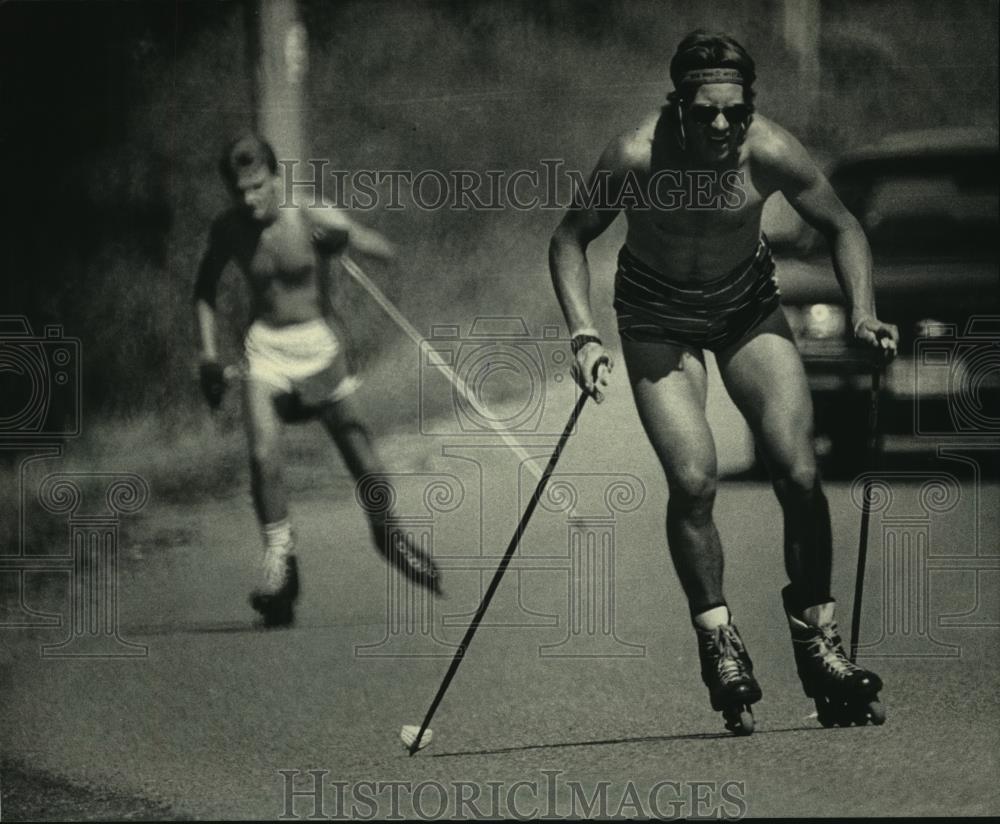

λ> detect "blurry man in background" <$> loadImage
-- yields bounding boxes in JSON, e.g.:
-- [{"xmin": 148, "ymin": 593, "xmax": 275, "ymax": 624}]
[
  {"xmin": 194, "ymin": 134, "xmax": 441, "ymax": 627},
  {"xmin": 549, "ymin": 31, "xmax": 897, "ymax": 732}
]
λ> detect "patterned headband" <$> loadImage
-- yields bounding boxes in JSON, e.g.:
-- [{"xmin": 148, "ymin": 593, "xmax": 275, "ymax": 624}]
[{"xmin": 679, "ymin": 68, "xmax": 745, "ymax": 87}]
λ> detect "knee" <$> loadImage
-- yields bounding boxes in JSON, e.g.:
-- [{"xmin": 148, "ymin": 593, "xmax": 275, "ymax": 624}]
[
  {"xmin": 326, "ymin": 409, "xmax": 363, "ymax": 436},
  {"xmin": 773, "ymin": 460, "xmax": 819, "ymax": 501},
  {"xmin": 326, "ymin": 411, "xmax": 372, "ymax": 450},
  {"xmin": 668, "ymin": 464, "xmax": 718, "ymax": 513}
]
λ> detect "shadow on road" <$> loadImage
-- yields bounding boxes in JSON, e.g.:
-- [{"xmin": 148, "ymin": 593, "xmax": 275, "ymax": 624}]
[
  {"xmin": 426, "ymin": 725, "xmax": 827, "ymax": 758},
  {"xmin": 122, "ymin": 620, "xmax": 351, "ymax": 636}
]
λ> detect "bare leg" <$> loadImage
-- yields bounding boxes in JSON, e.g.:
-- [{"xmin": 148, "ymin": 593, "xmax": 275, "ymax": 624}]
[
  {"xmin": 717, "ymin": 309, "xmax": 832, "ymax": 610},
  {"xmin": 621, "ymin": 339, "xmax": 726, "ymax": 617},
  {"xmin": 243, "ymin": 378, "xmax": 289, "ymax": 525},
  {"xmin": 318, "ymin": 393, "xmax": 385, "ymax": 480},
  {"xmin": 243, "ymin": 379, "xmax": 298, "ymax": 615},
  {"xmin": 319, "ymin": 394, "xmax": 442, "ymax": 593},
  {"xmin": 319, "ymin": 392, "xmax": 387, "ymax": 539}
]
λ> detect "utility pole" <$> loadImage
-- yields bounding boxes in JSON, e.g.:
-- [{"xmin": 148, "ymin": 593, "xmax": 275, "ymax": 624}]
[{"xmin": 246, "ymin": 0, "xmax": 308, "ymax": 182}]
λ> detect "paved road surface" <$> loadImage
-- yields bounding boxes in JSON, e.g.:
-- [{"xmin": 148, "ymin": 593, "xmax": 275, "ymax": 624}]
[{"xmin": 2, "ymin": 379, "xmax": 998, "ymax": 819}]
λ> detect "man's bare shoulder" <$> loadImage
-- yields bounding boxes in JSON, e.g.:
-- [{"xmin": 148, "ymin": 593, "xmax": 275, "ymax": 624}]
[
  {"xmin": 745, "ymin": 114, "xmax": 818, "ymax": 189},
  {"xmin": 746, "ymin": 115, "xmax": 814, "ymax": 167},
  {"xmin": 602, "ymin": 112, "xmax": 659, "ymax": 172},
  {"xmin": 302, "ymin": 204, "xmax": 351, "ymax": 253},
  {"xmin": 303, "ymin": 203, "xmax": 351, "ymax": 230}
]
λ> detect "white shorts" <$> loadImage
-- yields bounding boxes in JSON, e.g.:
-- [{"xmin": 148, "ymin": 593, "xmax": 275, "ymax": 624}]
[{"xmin": 244, "ymin": 318, "xmax": 360, "ymax": 405}]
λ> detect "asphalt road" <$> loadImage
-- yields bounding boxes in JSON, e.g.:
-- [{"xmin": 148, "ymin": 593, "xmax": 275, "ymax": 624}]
[{"xmin": 2, "ymin": 378, "xmax": 998, "ymax": 820}]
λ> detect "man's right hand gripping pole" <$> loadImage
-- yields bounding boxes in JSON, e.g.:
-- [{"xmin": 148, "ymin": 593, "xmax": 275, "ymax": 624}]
[{"xmin": 571, "ymin": 332, "xmax": 613, "ymax": 403}]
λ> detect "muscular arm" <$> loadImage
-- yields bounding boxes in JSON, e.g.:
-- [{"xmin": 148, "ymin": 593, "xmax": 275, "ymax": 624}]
[
  {"xmin": 549, "ymin": 138, "xmax": 629, "ymax": 335},
  {"xmin": 753, "ymin": 122, "xmax": 897, "ymax": 352},
  {"xmin": 549, "ymin": 136, "xmax": 636, "ymax": 398}
]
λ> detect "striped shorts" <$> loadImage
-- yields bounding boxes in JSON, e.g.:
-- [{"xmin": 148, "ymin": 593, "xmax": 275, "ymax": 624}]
[{"xmin": 613, "ymin": 236, "xmax": 781, "ymax": 353}]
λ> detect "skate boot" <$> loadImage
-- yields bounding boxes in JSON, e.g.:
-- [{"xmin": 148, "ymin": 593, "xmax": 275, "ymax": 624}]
[
  {"xmin": 695, "ymin": 618, "xmax": 763, "ymax": 736},
  {"xmin": 380, "ymin": 532, "xmax": 443, "ymax": 596},
  {"xmin": 782, "ymin": 586, "xmax": 885, "ymax": 727},
  {"xmin": 250, "ymin": 547, "xmax": 301, "ymax": 629}
]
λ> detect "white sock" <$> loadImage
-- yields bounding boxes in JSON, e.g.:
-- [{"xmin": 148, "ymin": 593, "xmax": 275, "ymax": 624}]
[
  {"xmin": 262, "ymin": 519, "xmax": 293, "ymax": 557},
  {"xmin": 693, "ymin": 605, "xmax": 731, "ymax": 631}
]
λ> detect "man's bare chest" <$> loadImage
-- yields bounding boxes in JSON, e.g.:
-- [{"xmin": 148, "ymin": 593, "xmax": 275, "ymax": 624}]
[
  {"xmin": 626, "ymin": 166, "xmax": 765, "ymax": 236},
  {"xmin": 234, "ymin": 217, "xmax": 318, "ymax": 289}
]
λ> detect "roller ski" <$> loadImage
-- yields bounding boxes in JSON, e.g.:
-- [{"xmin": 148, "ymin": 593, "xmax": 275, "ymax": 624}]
[
  {"xmin": 782, "ymin": 586, "xmax": 885, "ymax": 727},
  {"xmin": 379, "ymin": 531, "xmax": 443, "ymax": 596},
  {"xmin": 696, "ymin": 616, "xmax": 763, "ymax": 736},
  {"xmin": 250, "ymin": 549, "xmax": 300, "ymax": 629}
]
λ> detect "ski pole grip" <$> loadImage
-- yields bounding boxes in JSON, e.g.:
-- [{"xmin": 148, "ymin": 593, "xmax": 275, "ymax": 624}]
[{"xmin": 592, "ymin": 354, "xmax": 611, "ymax": 383}]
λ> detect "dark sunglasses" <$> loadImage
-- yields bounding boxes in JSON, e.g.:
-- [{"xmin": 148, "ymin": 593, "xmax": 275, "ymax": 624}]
[{"xmin": 687, "ymin": 103, "xmax": 752, "ymax": 125}]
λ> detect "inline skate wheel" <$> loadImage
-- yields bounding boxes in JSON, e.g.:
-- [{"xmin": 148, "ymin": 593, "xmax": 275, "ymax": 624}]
[{"xmin": 723, "ymin": 704, "xmax": 755, "ymax": 736}]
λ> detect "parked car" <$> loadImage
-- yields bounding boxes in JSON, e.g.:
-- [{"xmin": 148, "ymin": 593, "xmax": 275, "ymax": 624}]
[{"xmin": 768, "ymin": 127, "xmax": 999, "ymax": 472}]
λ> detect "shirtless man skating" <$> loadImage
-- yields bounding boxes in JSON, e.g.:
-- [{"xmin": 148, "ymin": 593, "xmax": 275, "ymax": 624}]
[
  {"xmin": 194, "ymin": 134, "xmax": 441, "ymax": 627},
  {"xmin": 549, "ymin": 31, "xmax": 897, "ymax": 732}
]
